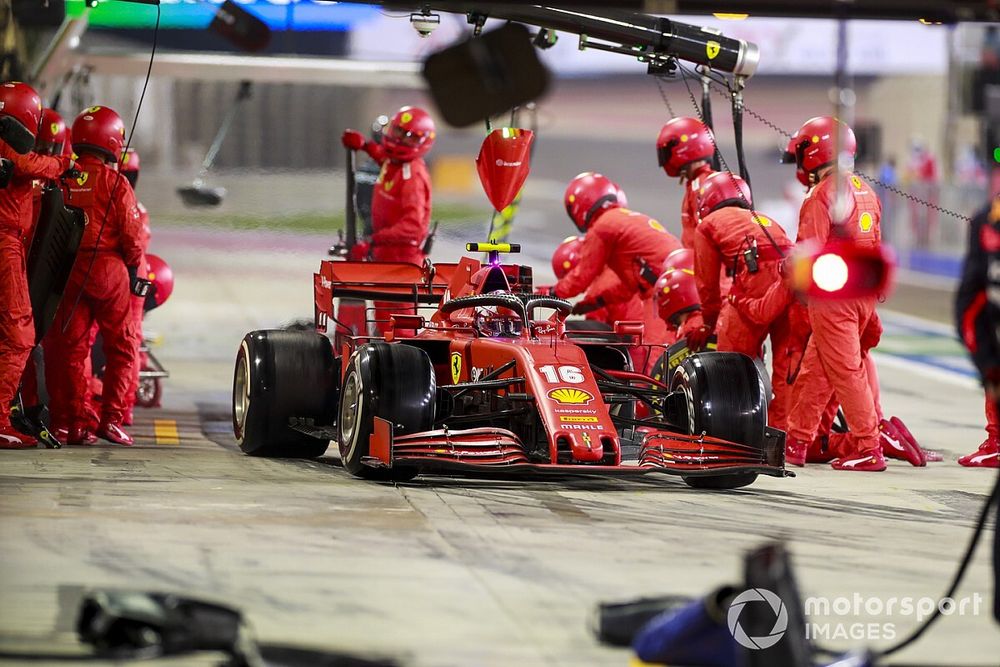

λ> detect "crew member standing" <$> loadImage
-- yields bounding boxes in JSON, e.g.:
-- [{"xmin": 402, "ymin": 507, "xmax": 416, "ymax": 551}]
[
  {"xmin": 655, "ymin": 117, "xmax": 717, "ymax": 249},
  {"xmin": 781, "ymin": 116, "xmax": 888, "ymax": 471},
  {"xmin": 956, "ymin": 195, "xmax": 1000, "ymax": 468},
  {"xmin": 342, "ymin": 106, "xmax": 435, "ymax": 331},
  {"xmin": 47, "ymin": 106, "xmax": 144, "ymax": 446},
  {"xmin": 0, "ymin": 82, "xmax": 74, "ymax": 449},
  {"xmin": 688, "ymin": 172, "xmax": 795, "ymax": 430},
  {"xmin": 120, "ymin": 147, "xmax": 149, "ymax": 425}
]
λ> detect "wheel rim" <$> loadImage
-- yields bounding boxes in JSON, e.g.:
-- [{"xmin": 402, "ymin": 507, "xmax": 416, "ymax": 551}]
[
  {"xmin": 340, "ymin": 371, "xmax": 360, "ymax": 450},
  {"xmin": 234, "ymin": 350, "xmax": 250, "ymax": 436},
  {"xmin": 136, "ymin": 379, "xmax": 155, "ymax": 405}
]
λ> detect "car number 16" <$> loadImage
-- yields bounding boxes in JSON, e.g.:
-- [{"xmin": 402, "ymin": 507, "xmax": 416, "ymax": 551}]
[{"xmin": 538, "ymin": 365, "xmax": 584, "ymax": 384}]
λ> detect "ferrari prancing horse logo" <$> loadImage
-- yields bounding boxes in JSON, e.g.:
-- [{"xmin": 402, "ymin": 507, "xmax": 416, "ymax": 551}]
[
  {"xmin": 451, "ymin": 352, "xmax": 462, "ymax": 384},
  {"xmin": 706, "ymin": 41, "xmax": 721, "ymax": 60},
  {"xmin": 75, "ymin": 172, "xmax": 89, "ymax": 186}
]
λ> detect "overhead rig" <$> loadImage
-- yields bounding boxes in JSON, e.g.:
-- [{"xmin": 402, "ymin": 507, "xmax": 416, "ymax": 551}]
[{"xmin": 334, "ymin": 3, "xmax": 760, "ymax": 78}]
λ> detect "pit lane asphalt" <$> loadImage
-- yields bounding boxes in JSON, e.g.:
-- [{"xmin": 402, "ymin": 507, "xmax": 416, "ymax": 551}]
[{"xmin": 0, "ymin": 228, "xmax": 996, "ymax": 667}]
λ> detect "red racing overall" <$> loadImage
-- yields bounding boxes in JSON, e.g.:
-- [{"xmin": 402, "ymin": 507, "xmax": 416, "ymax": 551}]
[
  {"xmin": 694, "ymin": 207, "xmax": 794, "ymax": 429},
  {"xmin": 47, "ymin": 154, "xmax": 144, "ymax": 433}
]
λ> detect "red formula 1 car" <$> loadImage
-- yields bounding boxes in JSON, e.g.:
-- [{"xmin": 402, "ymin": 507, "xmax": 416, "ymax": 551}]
[{"xmin": 232, "ymin": 244, "xmax": 788, "ymax": 489}]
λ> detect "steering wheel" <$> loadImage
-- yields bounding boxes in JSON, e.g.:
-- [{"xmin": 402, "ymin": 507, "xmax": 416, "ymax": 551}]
[{"xmin": 439, "ymin": 293, "xmax": 529, "ymax": 323}]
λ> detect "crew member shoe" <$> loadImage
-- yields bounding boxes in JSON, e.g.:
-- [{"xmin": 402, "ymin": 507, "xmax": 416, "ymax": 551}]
[
  {"xmin": 888, "ymin": 416, "xmax": 940, "ymax": 460},
  {"xmin": 123, "ymin": 409, "xmax": 134, "ymax": 427},
  {"xmin": 785, "ymin": 438, "xmax": 808, "ymax": 467},
  {"xmin": 97, "ymin": 422, "xmax": 134, "ymax": 446},
  {"xmin": 66, "ymin": 428, "xmax": 98, "ymax": 446},
  {"xmin": 831, "ymin": 448, "xmax": 887, "ymax": 472},
  {"xmin": 0, "ymin": 425, "xmax": 37, "ymax": 449},
  {"xmin": 958, "ymin": 439, "xmax": 1000, "ymax": 468},
  {"xmin": 879, "ymin": 419, "xmax": 925, "ymax": 467}
]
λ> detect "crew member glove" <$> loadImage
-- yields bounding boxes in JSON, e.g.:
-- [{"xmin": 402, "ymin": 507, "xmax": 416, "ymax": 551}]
[
  {"xmin": 572, "ymin": 297, "xmax": 605, "ymax": 315},
  {"xmin": 679, "ymin": 312, "xmax": 710, "ymax": 351},
  {"xmin": 341, "ymin": 129, "xmax": 367, "ymax": 151},
  {"xmin": 127, "ymin": 265, "xmax": 152, "ymax": 298}
]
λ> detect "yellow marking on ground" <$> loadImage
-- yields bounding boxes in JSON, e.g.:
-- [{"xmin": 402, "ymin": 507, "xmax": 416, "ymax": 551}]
[{"xmin": 154, "ymin": 419, "xmax": 180, "ymax": 446}]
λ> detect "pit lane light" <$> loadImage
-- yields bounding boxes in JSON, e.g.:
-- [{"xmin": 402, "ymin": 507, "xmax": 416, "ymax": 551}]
[{"xmin": 787, "ymin": 240, "xmax": 895, "ymax": 300}]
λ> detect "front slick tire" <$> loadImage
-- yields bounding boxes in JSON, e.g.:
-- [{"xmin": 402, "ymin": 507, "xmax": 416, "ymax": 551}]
[
  {"xmin": 338, "ymin": 343, "xmax": 435, "ymax": 482},
  {"xmin": 672, "ymin": 352, "xmax": 767, "ymax": 491}
]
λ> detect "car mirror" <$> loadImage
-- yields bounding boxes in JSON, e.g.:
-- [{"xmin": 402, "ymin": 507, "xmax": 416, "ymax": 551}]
[
  {"xmin": 614, "ymin": 321, "xmax": 645, "ymax": 339},
  {"xmin": 390, "ymin": 314, "xmax": 425, "ymax": 331}
]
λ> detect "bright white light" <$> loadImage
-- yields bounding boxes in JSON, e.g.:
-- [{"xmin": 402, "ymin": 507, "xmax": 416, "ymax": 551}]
[{"xmin": 812, "ymin": 254, "xmax": 849, "ymax": 292}]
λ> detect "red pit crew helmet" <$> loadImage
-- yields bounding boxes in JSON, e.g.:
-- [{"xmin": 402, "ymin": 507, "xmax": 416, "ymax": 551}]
[
  {"xmin": 781, "ymin": 116, "xmax": 857, "ymax": 187},
  {"xmin": 35, "ymin": 108, "xmax": 68, "ymax": 156},
  {"xmin": 654, "ymin": 267, "xmax": 701, "ymax": 325},
  {"xmin": 663, "ymin": 247, "xmax": 694, "ymax": 272},
  {"xmin": 122, "ymin": 147, "xmax": 141, "ymax": 187},
  {"xmin": 383, "ymin": 105, "xmax": 436, "ymax": 162},
  {"xmin": 0, "ymin": 81, "xmax": 45, "ymax": 153},
  {"xmin": 552, "ymin": 235, "xmax": 584, "ymax": 279},
  {"xmin": 656, "ymin": 116, "xmax": 715, "ymax": 178},
  {"xmin": 145, "ymin": 253, "xmax": 175, "ymax": 309},
  {"xmin": 72, "ymin": 106, "xmax": 126, "ymax": 162},
  {"xmin": 697, "ymin": 172, "xmax": 753, "ymax": 219},
  {"xmin": 564, "ymin": 172, "xmax": 627, "ymax": 233}
]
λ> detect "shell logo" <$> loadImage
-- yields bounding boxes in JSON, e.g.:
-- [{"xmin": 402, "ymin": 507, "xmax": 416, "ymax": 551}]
[
  {"xmin": 859, "ymin": 211, "xmax": 874, "ymax": 233},
  {"xmin": 754, "ymin": 214, "xmax": 773, "ymax": 227},
  {"xmin": 648, "ymin": 219, "xmax": 666, "ymax": 232},
  {"xmin": 547, "ymin": 387, "xmax": 594, "ymax": 405}
]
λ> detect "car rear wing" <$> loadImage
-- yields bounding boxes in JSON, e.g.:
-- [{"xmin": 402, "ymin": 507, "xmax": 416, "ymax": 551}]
[{"xmin": 314, "ymin": 257, "xmax": 535, "ymax": 332}]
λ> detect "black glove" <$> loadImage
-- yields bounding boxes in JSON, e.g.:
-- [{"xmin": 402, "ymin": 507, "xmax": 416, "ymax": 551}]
[
  {"xmin": 128, "ymin": 265, "xmax": 152, "ymax": 298},
  {"xmin": 0, "ymin": 158, "xmax": 12, "ymax": 188},
  {"xmin": 572, "ymin": 297, "xmax": 605, "ymax": 315}
]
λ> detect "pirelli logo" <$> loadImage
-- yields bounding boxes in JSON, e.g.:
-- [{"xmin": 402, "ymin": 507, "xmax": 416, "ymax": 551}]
[{"xmin": 559, "ymin": 415, "xmax": 599, "ymax": 424}]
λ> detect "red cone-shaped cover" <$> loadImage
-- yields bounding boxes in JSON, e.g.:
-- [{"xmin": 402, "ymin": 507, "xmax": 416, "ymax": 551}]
[{"xmin": 476, "ymin": 127, "xmax": 534, "ymax": 212}]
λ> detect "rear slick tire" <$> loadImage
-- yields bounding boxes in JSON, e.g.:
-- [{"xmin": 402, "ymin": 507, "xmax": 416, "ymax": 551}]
[{"xmin": 233, "ymin": 330, "xmax": 338, "ymax": 458}]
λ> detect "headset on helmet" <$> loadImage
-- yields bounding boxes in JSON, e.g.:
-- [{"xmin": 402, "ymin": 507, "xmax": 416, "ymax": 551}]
[
  {"xmin": 72, "ymin": 106, "xmax": 126, "ymax": 162},
  {"xmin": 654, "ymin": 267, "xmax": 700, "ymax": 326},
  {"xmin": 662, "ymin": 247, "xmax": 694, "ymax": 273},
  {"xmin": 383, "ymin": 105, "xmax": 436, "ymax": 162},
  {"xmin": 781, "ymin": 116, "xmax": 857, "ymax": 187},
  {"xmin": 564, "ymin": 172, "xmax": 627, "ymax": 233},
  {"xmin": 35, "ymin": 108, "xmax": 68, "ymax": 156},
  {"xmin": 122, "ymin": 147, "xmax": 141, "ymax": 187},
  {"xmin": 697, "ymin": 172, "xmax": 753, "ymax": 220},
  {"xmin": 656, "ymin": 117, "xmax": 716, "ymax": 178},
  {"xmin": 0, "ymin": 81, "xmax": 45, "ymax": 154},
  {"xmin": 551, "ymin": 235, "xmax": 584, "ymax": 279}
]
